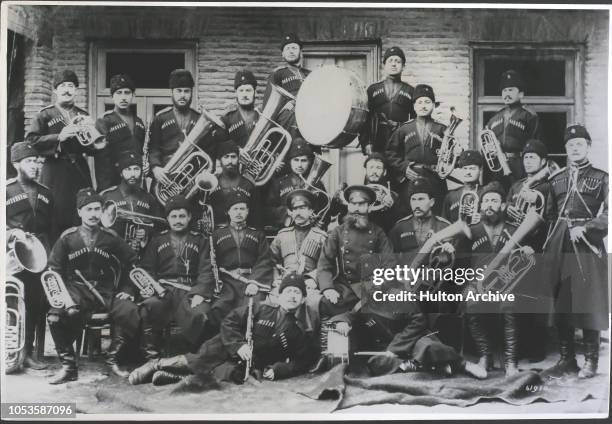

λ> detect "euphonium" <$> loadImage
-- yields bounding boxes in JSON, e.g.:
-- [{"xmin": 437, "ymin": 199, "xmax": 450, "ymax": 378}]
[
  {"xmin": 71, "ymin": 114, "xmax": 107, "ymax": 150},
  {"xmin": 300, "ymin": 154, "xmax": 332, "ymax": 226},
  {"xmin": 479, "ymin": 129, "xmax": 511, "ymax": 176},
  {"xmin": 476, "ymin": 209, "xmax": 543, "ymax": 295},
  {"xmin": 459, "ymin": 190, "xmax": 480, "ymax": 225},
  {"xmin": 435, "ymin": 108, "xmax": 464, "ymax": 178},
  {"xmin": 240, "ymin": 84, "xmax": 294, "ymax": 186},
  {"xmin": 368, "ymin": 182, "xmax": 395, "ymax": 212},
  {"xmin": 154, "ymin": 108, "xmax": 223, "ymax": 205},
  {"xmin": 6, "ymin": 229, "xmax": 48, "ymax": 275},
  {"xmin": 4, "ymin": 276, "xmax": 26, "ymax": 373}
]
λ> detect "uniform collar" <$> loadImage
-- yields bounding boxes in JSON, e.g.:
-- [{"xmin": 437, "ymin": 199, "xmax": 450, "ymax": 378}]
[
  {"xmin": 569, "ymin": 159, "xmax": 590, "ymax": 170},
  {"xmin": 230, "ymin": 222, "xmax": 246, "ymax": 231}
]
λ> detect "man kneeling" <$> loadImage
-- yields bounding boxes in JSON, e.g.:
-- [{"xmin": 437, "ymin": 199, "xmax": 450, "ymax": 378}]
[{"xmin": 129, "ymin": 273, "xmax": 320, "ymax": 390}]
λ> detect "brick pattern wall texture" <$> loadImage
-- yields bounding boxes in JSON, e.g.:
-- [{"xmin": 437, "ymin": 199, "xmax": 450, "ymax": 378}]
[{"xmin": 8, "ymin": 6, "xmax": 609, "ymax": 169}]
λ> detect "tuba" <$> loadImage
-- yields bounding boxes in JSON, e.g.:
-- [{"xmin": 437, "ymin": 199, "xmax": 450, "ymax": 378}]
[
  {"xmin": 479, "ymin": 129, "xmax": 511, "ymax": 176},
  {"xmin": 6, "ymin": 229, "xmax": 48, "ymax": 275},
  {"xmin": 368, "ymin": 182, "xmax": 395, "ymax": 212},
  {"xmin": 459, "ymin": 190, "xmax": 480, "ymax": 225},
  {"xmin": 476, "ymin": 209, "xmax": 543, "ymax": 295},
  {"xmin": 240, "ymin": 84, "xmax": 294, "ymax": 186},
  {"xmin": 435, "ymin": 108, "xmax": 464, "ymax": 178},
  {"xmin": 154, "ymin": 108, "xmax": 223, "ymax": 205},
  {"xmin": 4, "ymin": 276, "xmax": 26, "ymax": 373},
  {"xmin": 40, "ymin": 270, "xmax": 79, "ymax": 312},
  {"xmin": 101, "ymin": 200, "xmax": 168, "ymax": 251},
  {"xmin": 71, "ymin": 114, "xmax": 107, "ymax": 150},
  {"xmin": 300, "ymin": 154, "xmax": 332, "ymax": 227}
]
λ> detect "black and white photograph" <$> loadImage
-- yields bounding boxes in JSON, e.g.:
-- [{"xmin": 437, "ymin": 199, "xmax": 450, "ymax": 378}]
[{"xmin": 1, "ymin": 1, "xmax": 610, "ymax": 420}]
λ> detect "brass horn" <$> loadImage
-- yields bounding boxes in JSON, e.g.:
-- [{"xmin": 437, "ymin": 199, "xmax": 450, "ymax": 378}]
[
  {"xmin": 459, "ymin": 190, "xmax": 480, "ymax": 225},
  {"xmin": 300, "ymin": 154, "xmax": 333, "ymax": 226},
  {"xmin": 6, "ymin": 229, "xmax": 48, "ymax": 275},
  {"xmin": 4, "ymin": 276, "xmax": 26, "ymax": 373},
  {"xmin": 478, "ymin": 129, "xmax": 511, "ymax": 176},
  {"xmin": 368, "ymin": 182, "xmax": 395, "ymax": 212},
  {"xmin": 40, "ymin": 270, "xmax": 79, "ymax": 312},
  {"xmin": 435, "ymin": 108, "xmax": 464, "ymax": 178},
  {"xmin": 101, "ymin": 200, "xmax": 168, "ymax": 251},
  {"xmin": 71, "ymin": 114, "xmax": 107, "ymax": 150},
  {"xmin": 240, "ymin": 84, "xmax": 294, "ymax": 186}
]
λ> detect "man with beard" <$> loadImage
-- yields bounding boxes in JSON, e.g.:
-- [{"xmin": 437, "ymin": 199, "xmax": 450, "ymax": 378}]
[
  {"xmin": 6, "ymin": 142, "xmax": 53, "ymax": 369},
  {"xmin": 138, "ymin": 195, "xmax": 215, "ymax": 360},
  {"xmin": 269, "ymin": 189, "xmax": 328, "ymax": 294},
  {"xmin": 45, "ymin": 188, "xmax": 140, "ymax": 383},
  {"xmin": 385, "ymin": 84, "xmax": 448, "ymax": 215},
  {"xmin": 544, "ymin": 124, "xmax": 608, "ymax": 379},
  {"xmin": 221, "ymin": 70, "xmax": 259, "ymax": 148},
  {"xmin": 465, "ymin": 181, "xmax": 530, "ymax": 378},
  {"xmin": 129, "ymin": 273, "xmax": 319, "ymax": 390},
  {"xmin": 100, "ymin": 151, "xmax": 164, "ymax": 257},
  {"xmin": 441, "ymin": 150, "xmax": 484, "ymax": 223},
  {"xmin": 264, "ymin": 138, "xmax": 331, "ymax": 232},
  {"xmin": 25, "ymin": 70, "xmax": 97, "ymax": 242},
  {"xmin": 207, "ymin": 140, "xmax": 260, "ymax": 228},
  {"xmin": 483, "ymin": 70, "xmax": 539, "ymax": 188},
  {"xmin": 94, "ymin": 74, "xmax": 146, "ymax": 191},
  {"xmin": 359, "ymin": 47, "xmax": 415, "ymax": 155}
]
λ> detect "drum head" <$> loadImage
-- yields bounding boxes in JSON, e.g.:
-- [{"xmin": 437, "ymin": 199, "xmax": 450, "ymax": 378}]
[{"xmin": 296, "ymin": 66, "xmax": 355, "ymax": 146}]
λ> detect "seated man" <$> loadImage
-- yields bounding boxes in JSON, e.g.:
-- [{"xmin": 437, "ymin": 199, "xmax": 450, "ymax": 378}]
[{"xmin": 128, "ymin": 273, "xmax": 320, "ymax": 390}]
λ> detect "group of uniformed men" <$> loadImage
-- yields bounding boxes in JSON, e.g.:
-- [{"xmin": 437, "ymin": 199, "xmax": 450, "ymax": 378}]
[{"xmin": 6, "ymin": 34, "xmax": 608, "ymax": 392}]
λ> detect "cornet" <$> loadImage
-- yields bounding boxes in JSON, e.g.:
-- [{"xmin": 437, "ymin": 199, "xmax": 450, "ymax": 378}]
[
  {"xmin": 71, "ymin": 115, "xmax": 107, "ymax": 150},
  {"xmin": 6, "ymin": 229, "xmax": 48, "ymax": 275},
  {"xmin": 459, "ymin": 190, "xmax": 480, "ymax": 225},
  {"xmin": 101, "ymin": 200, "xmax": 167, "ymax": 250},
  {"xmin": 479, "ymin": 129, "xmax": 511, "ymax": 176}
]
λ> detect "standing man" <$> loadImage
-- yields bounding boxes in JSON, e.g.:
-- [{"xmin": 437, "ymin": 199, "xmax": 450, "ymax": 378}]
[
  {"xmin": 360, "ymin": 46, "xmax": 415, "ymax": 155},
  {"xmin": 6, "ymin": 142, "xmax": 54, "ymax": 369},
  {"xmin": 45, "ymin": 188, "xmax": 140, "ymax": 383},
  {"xmin": 221, "ymin": 70, "xmax": 259, "ymax": 148},
  {"xmin": 100, "ymin": 151, "xmax": 164, "ymax": 256},
  {"xmin": 25, "ymin": 69, "xmax": 96, "ymax": 242},
  {"xmin": 385, "ymin": 84, "xmax": 447, "ymax": 215},
  {"xmin": 94, "ymin": 74, "xmax": 146, "ymax": 191},
  {"xmin": 544, "ymin": 124, "xmax": 608, "ymax": 379},
  {"xmin": 483, "ymin": 70, "xmax": 539, "ymax": 187}
]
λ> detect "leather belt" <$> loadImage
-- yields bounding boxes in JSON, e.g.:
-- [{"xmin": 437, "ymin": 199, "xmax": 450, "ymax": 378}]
[
  {"xmin": 159, "ymin": 279, "xmax": 192, "ymax": 291},
  {"xmin": 228, "ymin": 267, "xmax": 252, "ymax": 275}
]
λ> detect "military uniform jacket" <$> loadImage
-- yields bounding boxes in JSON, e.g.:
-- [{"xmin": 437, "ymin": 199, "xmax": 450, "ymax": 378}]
[
  {"xmin": 220, "ymin": 301, "xmax": 319, "ymax": 379},
  {"xmin": 6, "ymin": 178, "xmax": 54, "ymax": 251},
  {"xmin": 100, "ymin": 183, "xmax": 165, "ymax": 246},
  {"xmin": 359, "ymin": 78, "xmax": 415, "ymax": 152},
  {"xmin": 317, "ymin": 221, "xmax": 393, "ymax": 290},
  {"xmin": 140, "ymin": 229, "xmax": 214, "ymax": 298},
  {"xmin": 270, "ymin": 225, "xmax": 328, "ymax": 280},
  {"xmin": 94, "ymin": 110, "xmax": 146, "ymax": 190},
  {"xmin": 485, "ymin": 103, "xmax": 538, "ymax": 154},
  {"xmin": 469, "ymin": 222, "xmax": 517, "ymax": 269},
  {"xmin": 212, "ymin": 224, "xmax": 273, "ymax": 287},
  {"xmin": 47, "ymin": 226, "xmax": 138, "ymax": 303},
  {"xmin": 388, "ymin": 215, "xmax": 451, "ymax": 253},
  {"xmin": 263, "ymin": 65, "xmax": 311, "ymax": 102},
  {"xmin": 148, "ymin": 106, "xmax": 201, "ymax": 169},
  {"xmin": 385, "ymin": 117, "xmax": 447, "ymax": 184},
  {"xmin": 208, "ymin": 174, "xmax": 260, "ymax": 228},
  {"xmin": 220, "ymin": 106, "xmax": 259, "ymax": 148}
]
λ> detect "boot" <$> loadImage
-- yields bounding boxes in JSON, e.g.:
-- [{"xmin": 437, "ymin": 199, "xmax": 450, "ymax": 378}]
[
  {"xmin": 106, "ymin": 331, "xmax": 130, "ymax": 378},
  {"xmin": 49, "ymin": 351, "xmax": 78, "ymax": 385},
  {"xmin": 24, "ymin": 354, "xmax": 48, "ymax": 370},
  {"xmin": 547, "ymin": 320, "xmax": 579, "ymax": 377},
  {"xmin": 152, "ymin": 370, "xmax": 185, "ymax": 386},
  {"xmin": 503, "ymin": 314, "xmax": 519, "ymax": 377},
  {"xmin": 468, "ymin": 315, "xmax": 493, "ymax": 370},
  {"xmin": 579, "ymin": 330, "xmax": 599, "ymax": 379},
  {"xmin": 462, "ymin": 360, "xmax": 487, "ymax": 379},
  {"xmin": 142, "ymin": 327, "xmax": 163, "ymax": 360},
  {"xmin": 129, "ymin": 355, "xmax": 190, "ymax": 385}
]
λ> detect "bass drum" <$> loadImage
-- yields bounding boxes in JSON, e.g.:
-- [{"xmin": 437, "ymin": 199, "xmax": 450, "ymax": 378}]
[{"xmin": 295, "ymin": 66, "xmax": 368, "ymax": 148}]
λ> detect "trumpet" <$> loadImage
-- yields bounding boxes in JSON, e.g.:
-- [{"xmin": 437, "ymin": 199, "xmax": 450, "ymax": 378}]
[
  {"xmin": 368, "ymin": 182, "xmax": 395, "ymax": 212},
  {"xmin": 435, "ymin": 108, "xmax": 464, "ymax": 178},
  {"xmin": 40, "ymin": 270, "xmax": 79, "ymax": 312},
  {"xmin": 479, "ymin": 129, "xmax": 511, "ymax": 176},
  {"xmin": 154, "ymin": 108, "xmax": 223, "ymax": 205},
  {"xmin": 101, "ymin": 200, "xmax": 167, "ymax": 250},
  {"xmin": 5, "ymin": 276, "xmax": 26, "ymax": 373},
  {"xmin": 459, "ymin": 190, "xmax": 480, "ymax": 225},
  {"xmin": 240, "ymin": 84, "xmax": 294, "ymax": 186},
  {"xmin": 70, "ymin": 114, "xmax": 107, "ymax": 150},
  {"xmin": 6, "ymin": 229, "xmax": 48, "ymax": 275}
]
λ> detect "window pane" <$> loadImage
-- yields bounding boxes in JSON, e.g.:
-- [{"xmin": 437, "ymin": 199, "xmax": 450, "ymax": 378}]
[
  {"xmin": 484, "ymin": 59, "xmax": 566, "ymax": 96},
  {"xmin": 106, "ymin": 52, "xmax": 185, "ymax": 89}
]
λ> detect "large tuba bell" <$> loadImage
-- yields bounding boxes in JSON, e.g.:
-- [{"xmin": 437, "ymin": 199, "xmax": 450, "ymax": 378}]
[
  {"xmin": 6, "ymin": 229, "xmax": 48, "ymax": 275},
  {"xmin": 240, "ymin": 84, "xmax": 294, "ymax": 186},
  {"xmin": 4, "ymin": 276, "xmax": 26, "ymax": 373},
  {"xmin": 435, "ymin": 108, "xmax": 464, "ymax": 178},
  {"xmin": 459, "ymin": 190, "xmax": 480, "ymax": 225},
  {"xmin": 71, "ymin": 114, "xmax": 107, "ymax": 150},
  {"xmin": 154, "ymin": 108, "xmax": 223, "ymax": 205},
  {"xmin": 479, "ymin": 129, "xmax": 511, "ymax": 176}
]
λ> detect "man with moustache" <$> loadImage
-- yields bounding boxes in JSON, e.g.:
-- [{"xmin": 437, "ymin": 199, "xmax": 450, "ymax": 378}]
[
  {"xmin": 269, "ymin": 189, "xmax": 328, "ymax": 293},
  {"xmin": 221, "ymin": 70, "xmax": 259, "ymax": 148},
  {"xmin": 25, "ymin": 70, "xmax": 97, "ymax": 242},
  {"xmin": 45, "ymin": 188, "xmax": 140, "ymax": 383},
  {"xmin": 100, "ymin": 151, "xmax": 164, "ymax": 257},
  {"xmin": 129, "ymin": 273, "xmax": 319, "ymax": 390},
  {"xmin": 441, "ymin": 150, "xmax": 484, "ymax": 223},
  {"xmin": 465, "ymin": 181, "xmax": 532, "ymax": 378},
  {"xmin": 544, "ymin": 124, "xmax": 608, "ymax": 379},
  {"xmin": 207, "ymin": 140, "xmax": 260, "ymax": 228},
  {"xmin": 483, "ymin": 70, "xmax": 539, "ymax": 187},
  {"xmin": 138, "ymin": 195, "xmax": 215, "ymax": 360},
  {"xmin": 360, "ymin": 47, "xmax": 415, "ymax": 155},
  {"xmin": 385, "ymin": 84, "xmax": 448, "ymax": 215},
  {"xmin": 6, "ymin": 142, "xmax": 54, "ymax": 369}
]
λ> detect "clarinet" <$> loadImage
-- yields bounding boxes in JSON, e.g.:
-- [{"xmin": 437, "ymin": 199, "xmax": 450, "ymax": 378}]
[
  {"xmin": 244, "ymin": 296, "xmax": 254, "ymax": 381},
  {"xmin": 210, "ymin": 235, "xmax": 222, "ymax": 297}
]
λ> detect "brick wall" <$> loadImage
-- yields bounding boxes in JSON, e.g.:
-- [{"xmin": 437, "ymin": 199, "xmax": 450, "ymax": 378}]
[{"xmin": 11, "ymin": 6, "xmax": 609, "ymax": 169}]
